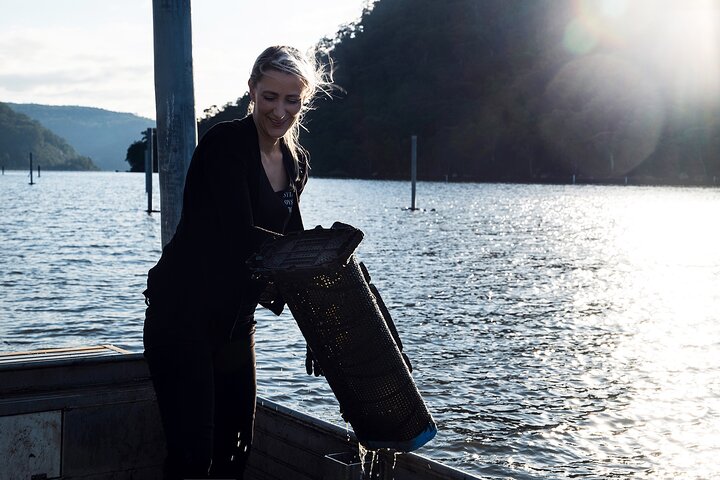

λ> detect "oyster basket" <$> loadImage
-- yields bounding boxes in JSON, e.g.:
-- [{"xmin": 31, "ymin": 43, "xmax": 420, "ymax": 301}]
[{"xmin": 249, "ymin": 223, "xmax": 436, "ymax": 451}]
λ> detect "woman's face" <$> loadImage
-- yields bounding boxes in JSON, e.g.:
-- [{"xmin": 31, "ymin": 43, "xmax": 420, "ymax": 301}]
[{"xmin": 249, "ymin": 69, "xmax": 306, "ymax": 143}]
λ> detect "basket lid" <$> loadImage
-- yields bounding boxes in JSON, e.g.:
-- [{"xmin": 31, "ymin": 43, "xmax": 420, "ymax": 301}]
[{"xmin": 248, "ymin": 222, "xmax": 363, "ymax": 274}]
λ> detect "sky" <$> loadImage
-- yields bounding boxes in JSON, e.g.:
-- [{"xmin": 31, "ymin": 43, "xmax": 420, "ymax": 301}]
[
  {"xmin": 2, "ymin": 0, "xmax": 719, "ymax": 123},
  {"xmin": 0, "ymin": 0, "xmax": 369, "ymax": 120}
]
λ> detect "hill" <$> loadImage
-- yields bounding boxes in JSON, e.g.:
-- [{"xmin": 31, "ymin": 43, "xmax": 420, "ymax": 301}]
[
  {"xmin": 0, "ymin": 102, "xmax": 97, "ymax": 171},
  {"xmin": 200, "ymin": 0, "xmax": 720, "ymax": 184},
  {"xmin": 302, "ymin": 0, "xmax": 720, "ymax": 183},
  {"xmin": 6, "ymin": 103, "xmax": 155, "ymax": 171}
]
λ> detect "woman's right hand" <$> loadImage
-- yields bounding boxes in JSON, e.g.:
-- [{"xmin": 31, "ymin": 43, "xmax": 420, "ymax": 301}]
[{"xmin": 305, "ymin": 345, "xmax": 324, "ymax": 376}]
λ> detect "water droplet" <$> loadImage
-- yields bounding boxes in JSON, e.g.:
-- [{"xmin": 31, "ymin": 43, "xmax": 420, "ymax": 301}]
[{"xmin": 358, "ymin": 443, "xmax": 368, "ymax": 477}]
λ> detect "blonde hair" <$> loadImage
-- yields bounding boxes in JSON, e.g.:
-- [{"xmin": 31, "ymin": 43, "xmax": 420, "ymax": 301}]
[{"xmin": 248, "ymin": 46, "xmax": 333, "ymax": 181}]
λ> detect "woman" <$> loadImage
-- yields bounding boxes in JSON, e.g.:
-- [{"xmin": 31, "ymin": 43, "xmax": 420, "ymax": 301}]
[{"xmin": 143, "ymin": 46, "xmax": 332, "ymax": 479}]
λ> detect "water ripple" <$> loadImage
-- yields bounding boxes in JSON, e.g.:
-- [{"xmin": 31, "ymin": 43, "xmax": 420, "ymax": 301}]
[{"xmin": 1, "ymin": 173, "xmax": 719, "ymax": 478}]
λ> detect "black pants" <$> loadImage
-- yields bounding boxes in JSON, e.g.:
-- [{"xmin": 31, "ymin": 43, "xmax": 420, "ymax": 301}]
[{"xmin": 144, "ymin": 300, "xmax": 257, "ymax": 480}]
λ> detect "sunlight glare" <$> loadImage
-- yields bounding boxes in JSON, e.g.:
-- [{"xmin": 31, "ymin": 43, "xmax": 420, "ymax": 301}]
[
  {"xmin": 586, "ymin": 191, "xmax": 720, "ymax": 478},
  {"xmin": 644, "ymin": 0, "xmax": 720, "ymax": 101},
  {"xmin": 617, "ymin": 195, "xmax": 720, "ymax": 266},
  {"xmin": 566, "ymin": 0, "xmax": 720, "ymax": 103}
]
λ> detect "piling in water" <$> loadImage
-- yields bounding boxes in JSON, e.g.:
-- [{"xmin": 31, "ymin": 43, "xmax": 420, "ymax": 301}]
[
  {"xmin": 145, "ymin": 127, "xmax": 154, "ymax": 213},
  {"xmin": 410, "ymin": 135, "xmax": 417, "ymax": 210},
  {"xmin": 152, "ymin": 0, "xmax": 197, "ymax": 246},
  {"xmin": 29, "ymin": 152, "xmax": 35, "ymax": 185}
]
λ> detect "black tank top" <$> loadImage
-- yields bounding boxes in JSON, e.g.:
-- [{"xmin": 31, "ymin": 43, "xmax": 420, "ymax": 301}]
[{"xmin": 253, "ymin": 155, "xmax": 293, "ymax": 235}]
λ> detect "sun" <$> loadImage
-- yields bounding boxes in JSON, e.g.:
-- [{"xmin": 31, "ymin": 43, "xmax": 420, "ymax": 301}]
[
  {"xmin": 640, "ymin": 0, "xmax": 720, "ymax": 100},
  {"xmin": 566, "ymin": 0, "xmax": 720, "ymax": 103}
]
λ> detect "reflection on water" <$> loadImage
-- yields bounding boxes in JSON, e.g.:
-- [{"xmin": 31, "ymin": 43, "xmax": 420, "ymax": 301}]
[{"xmin": 1, "ymin": 172, "xmax": 718, "ymax": 479}]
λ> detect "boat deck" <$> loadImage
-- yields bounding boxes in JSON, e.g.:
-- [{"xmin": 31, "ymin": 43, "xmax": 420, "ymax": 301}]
[{"xmin": 0, "ymin": 345, "xmax": 131, "ymax": 364}]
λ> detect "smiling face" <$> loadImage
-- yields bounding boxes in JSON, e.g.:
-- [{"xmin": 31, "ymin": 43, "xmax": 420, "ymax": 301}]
[{"xmin": 249, "ymin": 69, "xmax": 307, "ymax": 146}]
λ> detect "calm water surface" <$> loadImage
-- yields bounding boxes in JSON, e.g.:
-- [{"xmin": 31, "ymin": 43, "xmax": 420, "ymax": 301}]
[{"xmin": 1, "ymin": 171, "xmax": 719, "ymax": 479}]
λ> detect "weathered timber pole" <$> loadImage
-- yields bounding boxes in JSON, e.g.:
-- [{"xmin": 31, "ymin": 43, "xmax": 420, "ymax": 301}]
[
  {"xmin": 152, "ymin": 0, "xmax": 197, "ymax": 247},
  {"xmin": 410, "ymin": 135, "xmax": 417, "ymax": 210},
  {"xmin": 29, "ymin": 152, "xmax": 35, "ymax": 185},
  {"xmin": 145, "ymin": 127, "xmax": 154, "ymax": 213}
]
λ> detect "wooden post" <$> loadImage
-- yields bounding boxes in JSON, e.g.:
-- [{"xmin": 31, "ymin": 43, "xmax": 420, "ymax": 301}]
[
  {"xmin": 152, "ymin": 0, "xmax": 197, "ymax": 246},
  {"xmin": 145, "ymin": 127, "xmax": 154, "ymax": 213},
  {"xmin": 29, "ymin": 152, "xmax": 35, "ymax": 185},
  {"xmin": 410, "ymin": 135, "xmax": 417, "ymax": 210},
  {"xmin": 37, "ymin": 165, "xmax": 41, "ymax": 177}
]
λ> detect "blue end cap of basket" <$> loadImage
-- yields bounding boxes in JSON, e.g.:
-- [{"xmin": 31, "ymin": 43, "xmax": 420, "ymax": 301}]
[{"xmin": 362, "ymin": 421, "xmax": 437, "ymax": 452}]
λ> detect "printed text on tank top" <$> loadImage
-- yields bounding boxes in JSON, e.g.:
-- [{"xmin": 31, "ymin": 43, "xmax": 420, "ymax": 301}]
[{"xmin": 276, "ymin": 189, "xmax": 294, "ymax": 213}]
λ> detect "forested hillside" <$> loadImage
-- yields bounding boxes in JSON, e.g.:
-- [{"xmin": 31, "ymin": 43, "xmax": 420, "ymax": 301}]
[
  {"xmin": 7, "ymin": 103, "xmax": 155, "ymax": 171},
  {"xmin": 0, "ymin": 102, "xmax": 97, "ymax": 171},
  {"xmin": 200, "ymin": 0, "xmax": 720, "ymax": 184}
]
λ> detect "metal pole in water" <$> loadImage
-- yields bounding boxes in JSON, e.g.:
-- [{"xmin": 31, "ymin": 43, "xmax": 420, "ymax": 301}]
[
  {"xmin": 410, "ymin": 135, "xmax": 417, "ymax": 210},
  {"xmin": 29, "ymin": 152, "xmax": 34, "ymax": 185},
  {"xmin": 152, "ymin": 0, "xmax": 197, "ymax": 246},
  {"xmin": 145, "ymin": 127, "xmax": 154, "ymax": 213}
]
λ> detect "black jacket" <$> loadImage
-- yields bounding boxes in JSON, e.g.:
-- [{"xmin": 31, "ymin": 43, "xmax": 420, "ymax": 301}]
[{"xmin": 145, "ymin": 115, "xmax": 307, "ymax": 320}]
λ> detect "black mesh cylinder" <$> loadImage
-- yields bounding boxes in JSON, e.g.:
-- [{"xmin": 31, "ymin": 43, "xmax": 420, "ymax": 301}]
[{"xmin": 249, "ymin": 224, "xmax": 436, "ymax": 451}]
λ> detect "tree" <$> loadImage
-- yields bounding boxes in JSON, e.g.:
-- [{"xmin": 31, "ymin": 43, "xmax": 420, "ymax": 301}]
[
  {"xmin": 197, "ymin": 95, "xmax": 251, "ymax": 139},
  {"xmin": 125, "ymin": 129, "xmax": 158, "ymax": 172},
  {"xmin": 191, "ymin": 0, "xmax": 720, "ymax": 184}
]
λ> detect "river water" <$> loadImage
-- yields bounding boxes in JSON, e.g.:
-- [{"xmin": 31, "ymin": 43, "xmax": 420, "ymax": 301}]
[{"xmin": 1, "ymin": 171, "xmax": 718, "ymax": 479}]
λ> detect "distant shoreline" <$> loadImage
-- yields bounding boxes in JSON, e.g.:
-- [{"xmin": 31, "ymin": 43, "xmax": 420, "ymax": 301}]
[{"xmin": 3, "ymin": 168, "xmax": 718, "ymax": 188}]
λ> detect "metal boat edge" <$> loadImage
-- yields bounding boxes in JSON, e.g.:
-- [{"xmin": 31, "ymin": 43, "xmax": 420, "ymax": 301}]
[{"xmin": 0, "ymin": 346, "xmax": 480, "ymax": 480}]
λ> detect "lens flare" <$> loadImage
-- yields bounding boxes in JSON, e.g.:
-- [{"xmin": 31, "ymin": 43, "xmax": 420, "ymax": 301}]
[
  {"xmin": 541, "ymin": 54, "xmax": 664, "ymax": 177},
  {"xmin": 563, "ymin": 0, "xmax": 720, "ymax": 103}
]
